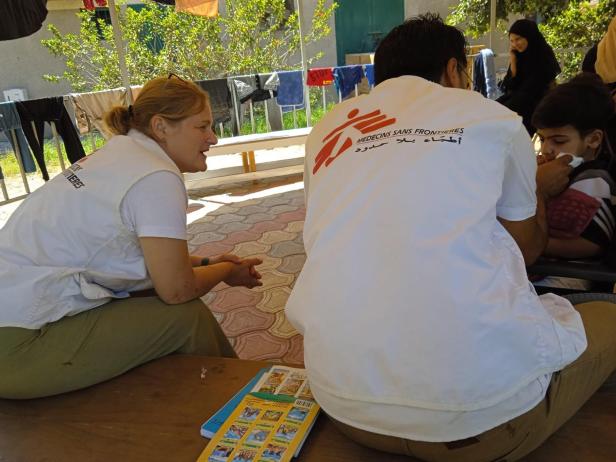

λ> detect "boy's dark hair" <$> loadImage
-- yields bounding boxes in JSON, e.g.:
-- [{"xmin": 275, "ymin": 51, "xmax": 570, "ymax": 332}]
[
  {"xmin": 374, "ymin": 13, "xmax": 468, "ymax": 85},
  {"xmin": 532, "ymin": 73, "xmax": 615, "ymax": 135}
]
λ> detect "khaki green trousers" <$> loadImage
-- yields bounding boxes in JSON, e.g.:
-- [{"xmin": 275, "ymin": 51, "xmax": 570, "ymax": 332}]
[
  {"xmin": 0, "ymin": 297, "xmax": 235, "ymax": 399},
  {"xmin": 331, "ymin": 301, "xmax": 616, "ymax": 462}
]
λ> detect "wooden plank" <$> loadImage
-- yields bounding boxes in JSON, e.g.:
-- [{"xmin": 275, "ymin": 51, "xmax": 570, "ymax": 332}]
[
  {"xmin": 207, "ymin": 127, "xmax": 311, "ymax": 157},
  {"xmin": 241, "ymin": 152, "xmax": 250, "ymax": 173},
  {"xmin": 248, "ymin": 151, "xmax": 257, "ymax": 172},
  {"xmin": 0, "ymin": 356, "xmax": 408, "ymax": 462},
  {"xmin": 0, "ymin": 356, "xmax": 614, "ymax": 462},
  {"xmin": 184, "ymin": 165, "xmax": 303, "ymax": 190}
]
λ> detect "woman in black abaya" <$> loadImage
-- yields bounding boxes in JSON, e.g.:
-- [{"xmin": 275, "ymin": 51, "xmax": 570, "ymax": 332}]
[{"xmin": 497, "ymin": 19, "xmax": 561, "ymax": 135}]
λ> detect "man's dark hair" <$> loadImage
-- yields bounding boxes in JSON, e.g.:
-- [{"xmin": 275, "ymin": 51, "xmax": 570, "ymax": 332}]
[
  {"xmin": 374, "ymin": 13, "xmax": 468, "ymax": 85},
  {"xmin": 532, "ymin": 73, "xmax": 615, "ymax": 135}
]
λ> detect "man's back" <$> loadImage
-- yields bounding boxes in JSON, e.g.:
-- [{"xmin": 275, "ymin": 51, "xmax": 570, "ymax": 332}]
[{"xmin": 285, "ymin": 76, "xmax": 586, "ymax": 440}]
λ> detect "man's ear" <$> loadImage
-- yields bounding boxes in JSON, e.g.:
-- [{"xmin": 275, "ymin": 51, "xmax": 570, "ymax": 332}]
[
  {"xmin": 440, "ymin": 57, "xmax": 461, "ymax": 88},
  {"xmin": 585, "ymin": 129, "xmax": 604, "ymax": 151}
]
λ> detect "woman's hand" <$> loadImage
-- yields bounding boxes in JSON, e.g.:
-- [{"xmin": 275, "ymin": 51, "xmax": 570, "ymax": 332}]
[
  {"xmin": 209, "ymin": 254, "xmax": 242, "ymax": 265},
  {"xmin": 140, "ymin": 238, "xmax": 263, "ymax": 304},
  {"xmin": 223, "ymin": 258, "xmax": 263, "ymax": 289},
  {"xmin": 509, "ymin": 47, "xmax": 518, "ymax": 77}
]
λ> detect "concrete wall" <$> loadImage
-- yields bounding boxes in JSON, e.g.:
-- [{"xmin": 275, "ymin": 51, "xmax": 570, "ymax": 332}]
[
  {"xmin": 0, "ymin": 9, "xmax": 81, "ymax": 101},
  {"xmin": 299, "ymin": 0, "xmax": 338, "ymax": 68},
  {"xmin": 404, "ymin": 0, "xmax": 510, "ymax": 71},
  {"xmin": 405, "ymin": 0, "xmax": 452, "ymax": 20}
]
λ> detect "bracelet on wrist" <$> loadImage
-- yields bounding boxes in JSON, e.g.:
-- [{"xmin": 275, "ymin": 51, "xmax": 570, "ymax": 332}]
[{"xmin": 200, "ymin": 257, "xmax": 210, "ymax": 266}]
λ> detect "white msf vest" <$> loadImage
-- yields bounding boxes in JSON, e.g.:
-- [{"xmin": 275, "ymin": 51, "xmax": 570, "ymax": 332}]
[{"xmin": 0, "ymin": 130, "xmax": 185, "ymax": 328}]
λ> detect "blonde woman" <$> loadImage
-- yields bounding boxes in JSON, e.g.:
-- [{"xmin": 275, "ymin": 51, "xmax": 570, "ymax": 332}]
[{"xmin": 0, "ymin": 76, "xmax": 262, "ymax": 399}]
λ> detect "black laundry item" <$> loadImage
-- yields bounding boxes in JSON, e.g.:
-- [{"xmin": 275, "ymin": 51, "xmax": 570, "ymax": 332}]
[
  {"xmin": 228, "ymin": 75, "xmax": 277, "ymax": 134},
  {"xmin": 195, "ymin": 78, "xmax": 233, "ymax": 125},
  {"xmin": 259, "ymin": 73, "xmax": 283, "ymax": 131},
  {"xmin": 0, "ymin": 0, "xmax": 48, "ymax": 41},
  {"xmin": 0, "ymin": 101, "xmax": 37, "ymax": 174},
  {"xmin": 236, "ymin": 75, "xmax": 276, "ymax": 104},
  {"xmin": 16, "ymin": 97, "xmax": 86, "ymax": 181}
]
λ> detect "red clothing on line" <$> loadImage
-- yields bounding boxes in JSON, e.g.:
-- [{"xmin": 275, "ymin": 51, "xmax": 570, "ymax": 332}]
[{"xmin": 307, "ymin": 67, "xmax": 334, "ymax": 86}]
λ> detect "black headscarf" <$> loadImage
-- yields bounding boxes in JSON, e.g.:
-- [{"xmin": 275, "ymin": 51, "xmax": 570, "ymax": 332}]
[{"xmin": 508, "ymin": 19, "xmax": 561, "ymax": 84}]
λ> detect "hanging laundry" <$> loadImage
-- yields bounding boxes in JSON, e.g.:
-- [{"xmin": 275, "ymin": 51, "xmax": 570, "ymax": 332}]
[
  {"xmin": 333, "ymin": 65, "xmax": 364, "ymax": 99},
  {"xmin": 0, "ymin": 102, "xmax": 36, "ymax": 174},
  {"xmin": 260, "ymin": 73, "xmax": 283, "ymax": 131},
  {"xmin": 16, "ymin": 97, "xmax": 86, "ymax": 181},
  {"xmin": 249, "ymin": 74, "xmax": 276, "ymax": 103},
  {"xmin": 472, "ymin": 49, "xmax": 499, "ymax": 100},
  {"xmin": 276, "ymin": 70, "xmax": 304, "ymax": 107},
  {"xmin": 230, "ymin": 77, "xmax": 255, "ymax": 104},
  {"xmin": 175, "ymin": 0, "xmax": 218, "ymax": 17},
  {"xmin": 473, "ymin": 54, "xmax": 486, "ymax": 97},
  {"xmin": 227, "ymin": 77, "xmax": 252, "ymax": 133},
  {"xmin": 230, "ymin": 75, "xmax": 274, "ymax": 104},
  {"xmin": 307, "ymin": 67, "xmax": 334, "ymax": 86},
  {"xmin": 264, "ymin": 73, "xmax": 280, "ymax": 92},
  {"xmin": 195, "ymin": 78, "xmax": 233, "ymax": 125},
  {"xmin": 364, "ymin": 64, "xmax": 375, "ymax": 87},
  {"xmin": 0, "ymin": 0, "xmax": 47, "ymax": 41},
  {"xmin": 481, "ymin": 49, "xmax": 499, "ymax": 100},
  {"xmin": 82, "ymin": 0, "xmax": 108, "ymax": 10},
  {"xmin": 68, "ymin": 88, "xmax": 128, "ymax": 138}
]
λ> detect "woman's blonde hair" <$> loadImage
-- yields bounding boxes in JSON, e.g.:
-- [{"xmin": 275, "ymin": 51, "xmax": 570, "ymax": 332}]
[{"xmin": 104, "ymin": 75, "xmax": 210, "ymax": 136}]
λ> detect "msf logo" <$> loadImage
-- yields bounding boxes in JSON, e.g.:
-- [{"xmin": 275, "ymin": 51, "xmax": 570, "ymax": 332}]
[{"xmin": 313, "ymin": 108, "xmax": 397, "ymax": 175}]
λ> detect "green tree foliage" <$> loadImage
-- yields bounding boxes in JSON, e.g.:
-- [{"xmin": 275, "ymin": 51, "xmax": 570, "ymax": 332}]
[
  {"xmin": 539, "ymin": 1, "xmax": 616, "ymax": 78},
  {"xmin": 447, "ymin": 0, "xmax": 571, "ymax": 37},
  {"xmin": 447, "ymin": 1, "xmax": 616, "ymax": 79},
  {"xmin": 41, "ymin": 0, "xmax": 336, "ymax": 92}
]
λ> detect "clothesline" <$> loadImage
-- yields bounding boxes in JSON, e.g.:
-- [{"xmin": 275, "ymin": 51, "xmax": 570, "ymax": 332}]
[
  {"xmin": 0, "ymin": 64, "xmax": 375, "ymax": 206},
  {"xmin": 64, "ymin": 64, "xmax": 376, "ymax": 139}
]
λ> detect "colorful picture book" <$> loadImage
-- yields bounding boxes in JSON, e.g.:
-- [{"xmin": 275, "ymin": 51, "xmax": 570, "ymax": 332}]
[
  {"xmin": 201, "ymin": 368, "xmax": 269, "ymax": 439},
  {"xmin": 198, "ymin": 366, "xmax": 320, "ymax": 462}
]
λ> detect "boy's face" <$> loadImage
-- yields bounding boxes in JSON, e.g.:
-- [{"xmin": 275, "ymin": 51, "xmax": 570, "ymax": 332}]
[{"xmin": 537, "ymin": 125, "xmax": 603, "ymax": 162}]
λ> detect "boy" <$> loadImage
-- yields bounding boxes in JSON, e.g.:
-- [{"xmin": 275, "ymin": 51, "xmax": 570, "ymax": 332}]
[{"xmin": 532, "ymin": 73, "xmax": 616, "ymax": 260}]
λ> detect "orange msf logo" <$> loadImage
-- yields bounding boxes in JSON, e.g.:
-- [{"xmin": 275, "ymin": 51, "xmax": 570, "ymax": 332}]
[{"xmin": 313, "ymin": 108, "xmax": 397, "ymax": 175}]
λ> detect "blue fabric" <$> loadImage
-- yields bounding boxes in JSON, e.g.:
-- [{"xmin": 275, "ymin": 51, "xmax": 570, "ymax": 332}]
[
  {"xmin": 9, "ymin": 130, "xmax": 36, "ymax": 173},
  {"xmin": 0, "ymin": 101, "xmax": 36, "ymax": 173},
  {"xmin": 333, "ymin": 65, "xmax": 364, "ymax": 98},
  {"xmin": 480, "ymin": 49, "xmax": 500, "ymax": 100},
  {"xmin": 364, "ymin": 64, "xmax": 375, "ymax": 87},
  {"xmin": 276, "ymin": 70, "xmax": 304, "ymax": 107},
  {"xmin": 473, "ymin": 49, "xmax": 500, "ymax": 100},
  {"xmin": 473, "ymin": 53, "xmax": 486, "ymax": 96}
]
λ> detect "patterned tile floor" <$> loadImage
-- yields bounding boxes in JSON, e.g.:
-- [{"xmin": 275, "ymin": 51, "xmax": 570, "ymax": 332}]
[{"xmin": 187, "ymin": 176, "xmax": 306, "ymax": 365}]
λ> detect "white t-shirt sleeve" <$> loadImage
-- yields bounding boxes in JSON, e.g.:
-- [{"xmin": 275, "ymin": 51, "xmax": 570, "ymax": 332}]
[
  {"xmin": 496, "ymin": 126, "xmax": 537, "ymax": 221},
  {"xmin": 120, "ymin": 171, "xmax": 188, "ymax": 240}
]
